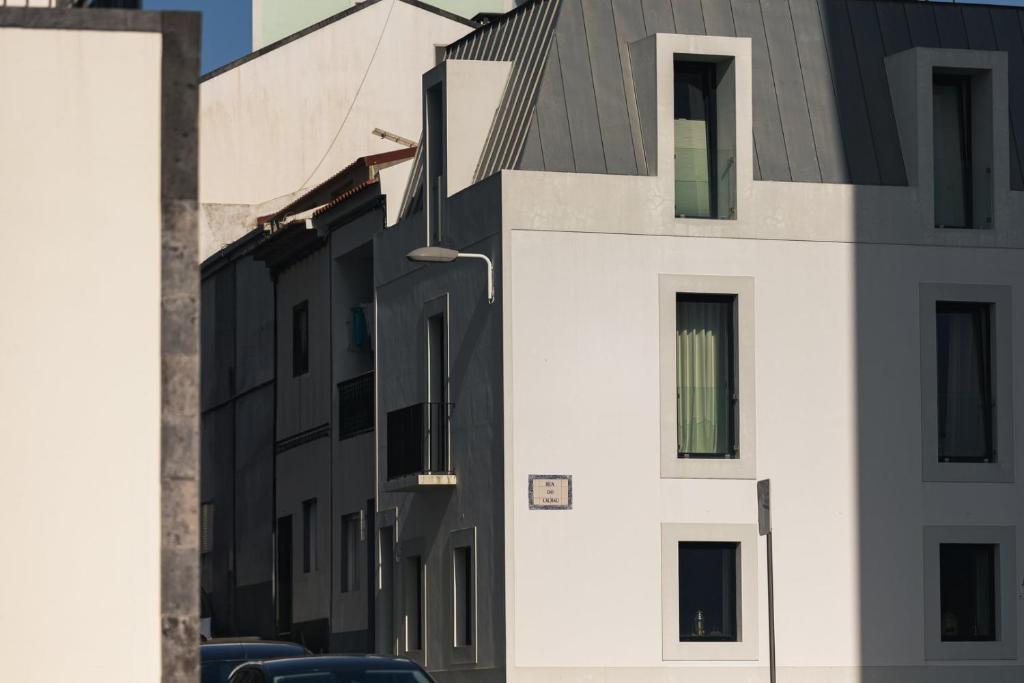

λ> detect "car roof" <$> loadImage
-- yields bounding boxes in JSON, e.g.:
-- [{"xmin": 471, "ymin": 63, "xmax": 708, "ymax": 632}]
[
  {"xmin": 201, "ymin": 641, "xmax": 309, "ymax": 663},
  {"xmin": 255, "ymin": 655, "xmax": 422, "ymax": 674}
]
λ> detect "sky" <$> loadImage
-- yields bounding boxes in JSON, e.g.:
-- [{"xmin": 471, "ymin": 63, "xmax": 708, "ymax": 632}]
[{"xmin": 143, "ymin": 0, "xmax": 252, "ymax": 74}]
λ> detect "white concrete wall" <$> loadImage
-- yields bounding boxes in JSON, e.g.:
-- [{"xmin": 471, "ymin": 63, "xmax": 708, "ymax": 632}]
[
  {"xmin": 0, "ymin": 26, "xmax": 163, "ymax": 682},
  {"xmin": 501, "ymin": 166, "xmax": 1024, "ymax": 681},
  {"xmin": 199, "ymin": 0, "xmax": 473, "ymax": 257}
]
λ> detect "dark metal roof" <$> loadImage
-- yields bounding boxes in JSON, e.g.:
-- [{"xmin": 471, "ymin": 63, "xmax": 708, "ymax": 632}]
[{"xmin": 402, "ymin": 0, "xmax": 1024, "ymax": 209}]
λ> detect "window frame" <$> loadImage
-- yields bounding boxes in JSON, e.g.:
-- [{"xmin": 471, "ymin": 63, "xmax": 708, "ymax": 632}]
[
  {"xmin": 673, "ymin": 59, "xmax": 720, "ymax": 219},
  {"xmin": 919, "ymin": 284, "xmax": 1013, "ymax": 483},
  {"xmin": 660, "ymin": 275, "xmax": 755, "ymax": 479},
  {"xmin": 449, "ymin": 526, "xmax": 478, "ymax": 664},
  {"xmin": 339, "ymin": 511, "xmax": 361, "ymax": 594},
  {"xmin": 398, "ymin": 537, "xmax": 427, "ymax": 666},
  {"xmin": 661, "ymin": 523, "xmax": 758, "ymax": 661},
  {"xmin": 923, "ymin": 525, "xmax": 1017, "ymax": 661}
]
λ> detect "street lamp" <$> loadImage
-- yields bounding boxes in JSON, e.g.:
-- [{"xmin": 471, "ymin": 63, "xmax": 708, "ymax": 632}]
[{"xmin": 406, "ymin": 246, "xmax": 494, "ymax": 304}]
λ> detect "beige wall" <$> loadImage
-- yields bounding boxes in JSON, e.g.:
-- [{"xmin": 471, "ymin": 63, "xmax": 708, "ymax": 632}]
[
  {"xmin": 0, "ymin": 26, "xmax": 164, "ymax": 681},
  {"xmin": 199, "ymin": 0, "xmax": 473, "ymax": 258}
]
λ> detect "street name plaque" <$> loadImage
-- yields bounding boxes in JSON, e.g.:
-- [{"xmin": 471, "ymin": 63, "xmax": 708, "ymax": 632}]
[{"xmin": 528, "ymin": 474, "xmax": 572, "ymax": 510}]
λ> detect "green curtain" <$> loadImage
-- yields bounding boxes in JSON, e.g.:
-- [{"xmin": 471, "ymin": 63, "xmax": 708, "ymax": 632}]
[{"xmin": 677, "ymin": 299, "xmax": 730, "ymax": 455}]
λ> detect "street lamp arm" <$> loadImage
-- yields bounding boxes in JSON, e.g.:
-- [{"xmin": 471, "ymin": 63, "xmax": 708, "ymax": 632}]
[{"xmin": 455, "ymin": 252, "xmax": 494, "ymax": 304}]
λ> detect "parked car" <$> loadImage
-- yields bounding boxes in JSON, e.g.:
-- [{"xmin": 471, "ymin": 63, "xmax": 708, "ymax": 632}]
[
  {"xmin": 226, "ymin": 655, "xmax": 437, "ymax": 683},
  {"xmin": 201, "ymin": 639, "xmax": 310, "ymax": 683}
]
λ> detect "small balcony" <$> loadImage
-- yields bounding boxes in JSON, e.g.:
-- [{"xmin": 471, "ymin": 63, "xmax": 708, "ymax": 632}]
[{"xmin": 385, "ymin": 402, "xmax": 455, "ymax": 491}]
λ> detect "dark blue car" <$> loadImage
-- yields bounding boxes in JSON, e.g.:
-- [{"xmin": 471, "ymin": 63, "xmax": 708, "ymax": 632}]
[
  {"xmin": 201, "ymin": 640, "xmax": 310, "ymax": 683},
  {"xmin": 226, "ymin": 655, "xmax": 437, "ymax": 683}
]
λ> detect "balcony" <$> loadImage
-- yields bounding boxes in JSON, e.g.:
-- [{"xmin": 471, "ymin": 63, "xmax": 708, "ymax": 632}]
[
  {"xmin": 385, "ymin": 402, "xmax": 455, "ymax": 491},
  {"xmin": 338, "ymin": 372, "xmax": 374, "ymax": 441}
]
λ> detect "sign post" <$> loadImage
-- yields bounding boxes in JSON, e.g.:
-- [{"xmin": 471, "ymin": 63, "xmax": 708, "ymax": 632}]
[{"xmin": 758, "ymin": 479, "xmax": 776, "ymax": 683}]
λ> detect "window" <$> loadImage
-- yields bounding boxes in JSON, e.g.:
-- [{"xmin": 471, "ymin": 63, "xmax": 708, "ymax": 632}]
[
  {"xmin": 940, "ymin": 544, "xmax": 996, "ymax": 642},
  {"xmin": 426, "ymin": 83, "xmax": 444, "ymax": 244},
  {"xmin": 453, "ymin": 545, "xmax": 473, "ymax": 648},
  {"xmin": 674, "ymin": 61, "xmax": 716, "ymax": 219},
  {"xmin": 660, "ymin": 276, "xmax": 754, "ymax": 480},
  {"xmin": 936, "ymin": 302, "xmax": 993, "ymax": 463},
  {"xmin": 340, "ymin": 512, "xmax": 360, "ymax": 593},
  {"xmin": 920, "ymin": 285, "xmax": 1012, "ymax": 483},
  {"xmin": 678, "ymin": 542, "xmax": 738, "ymax": 642},
  {"xmin": 200, "ymin": 502, "xmax": 213, "ymax": 555},
  {"xmin": 302, "ymin": 498, "xmax": 317, "ymax": 574},
  {"xmin": 661, "ymin": 524, "xmax": 758, "ymax": 660},
  {"xmin": 292, "ymin": 301, "xmax": 309, "ymax": 377},
  {"xmin": 923, "ymin": 526, "xmax": 1016, "ymax": 660},
  {"xmin": 675, "ymin": 294, "xmax": 736, "ymax": 459},
  {"xmin": 933, "ymin": 74, "xmax": 973, "ymax": 229},
  {"xmin": 403, "ymin": 555, "xmax": 424, "ymax": 651}
]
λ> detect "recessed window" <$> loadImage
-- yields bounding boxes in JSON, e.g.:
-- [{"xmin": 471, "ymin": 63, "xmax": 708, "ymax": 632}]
[
  {"xmin": 675, "ymin": 294, "xmax": 736, "ymax": 459},
  {"xmin": 933, "ymin": 73, "xmax": 973, "ymax": 229},
  {"xmin": 404, "ymin": 555, "xmax": 424, "ymax": 651},
  {"xmin": 453, "ymin": 545, "xmax": 473, "ymax": 648},
  {"xmin": 302, "ymin": 498, "xmax": 317, "ymax": 574},
  {"xmin": 340, "ymin": 512, "xmax": 360, "ymax": 593},
  {"xmin": 936, "ymin": 301, "xmax": 993, "ymax": 463},
  {"xmin": 426, "ymin": 83, "xmax": 445, "ymax": 244},
  {"xmin": 200, "ymin": 502, "xmax": 213, "ymax": 555},
  {"xmin": 940, "ymin": 543, "xmax": 997, "ymax": 642},
  {"xmin": 674, "ymin": 59, "xmax": 734, "ymax": 219},
  {"xmin": 338, "ymin": 372, "xmax": 374, "ymax": 440},
  {"xmin": 292, "ymin": 300, "xmax": 309, "ymax": 377},
  {"xmin": 678, "ymin": 542, "xmax": 738, "ymax": 642}
]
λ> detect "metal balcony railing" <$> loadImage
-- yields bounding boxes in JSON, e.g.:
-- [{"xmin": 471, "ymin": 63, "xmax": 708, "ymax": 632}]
[
  {"xmin": 386, "ymin": 402, "xmax": 452, "ymax": 480},
  {"xmin": 337, "ymin": 372, "xmax": 374, "ymax": 440}
]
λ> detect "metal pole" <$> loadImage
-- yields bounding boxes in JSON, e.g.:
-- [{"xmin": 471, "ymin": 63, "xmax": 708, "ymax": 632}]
[{"xmin": 767, "ymin": 530, "xmax": 777, "ymax": 683}]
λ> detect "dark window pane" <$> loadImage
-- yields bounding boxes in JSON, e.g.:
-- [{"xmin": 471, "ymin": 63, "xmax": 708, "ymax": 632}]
[
  {"xmin": 676, "ymin": 294, "xmax": 736, "ymax": 458},
  {"xmin": 936, "ymin": 302, "xmax": 993, "ymax": 463},
  {"xmin": 293, "ymin": 301, "xmax": 309, "ymax": 377},
  {"xmin": 933, "ymin": 74, "xmax": 973, "ymax": 228},
  {"xmin": 340, "ymin": 513, "xmax": 359, "ymax": 593},
  {"xmin": 678, "ymin": 541, "xmax": 738, "ymax": 642},
  {"xmin": 940, "ymin": 544, "xmax": 997, "ymax": 641},
  {"xmin": 674, "ymin": 61, "xmax": 717, "ymax": 218},
  {"xmin": 454, "ymin": 545, "xmax": 473, "ymax": 647}
]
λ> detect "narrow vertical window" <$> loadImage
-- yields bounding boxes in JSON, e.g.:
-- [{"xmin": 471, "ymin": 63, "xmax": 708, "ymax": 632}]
[
  {"xmin": 453, "ymin": 545, "xmax": 473, "ymax": 647},
  {"xmin": 427, "ymin": 312, "xmax": 448, "ymax": 473},
  {"xmin": 200, "ymin": 502, "xmax": 213, "ymax": 555},
  {"xmin": 302, "ymin": 498, "xmax": 317, "ymax": 573},
  {"xmin": 292, "ymin": 300, "xmax": 309, "ymax": 376},
  {"xmin": 936, "ymin": 302, "xmax": 993, "ymax": 463},
  {"xmin": 340, "ymin": 512, "xmax": 360, "ymax": 592},
  {"xmin": 678, "ymin": 542, "xmax": 739, "ymax": 642},
  {"xmin": 933, "ymin": 74, "xmax": 973, "ymax": 228},
  {"xmin": 426, "ymin": 83, "xmax": 445, "ymax": 244},
  {"xmin": 940, "ymin": 543, "xmax": 997, "ymax": 641},
  {"xmin": 676, "ymin": 294, "xmax": 736, "ymax": 458},
  {"xmin": 674, "ymin": 61, "xmax": 716, "ymax": 219},
  {"xmin": 404, "ymin": 555, "xmax": 424, "ymax": 651}
]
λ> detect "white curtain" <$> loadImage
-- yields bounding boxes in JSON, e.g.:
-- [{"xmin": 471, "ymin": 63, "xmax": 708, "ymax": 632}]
[
  {"xmin": 937, "ymin": 306, "xmax": 992, "ymax": 461},
  {"xmin": 677, "ymin": 300, "xmax": 731, "ymax": 455}
]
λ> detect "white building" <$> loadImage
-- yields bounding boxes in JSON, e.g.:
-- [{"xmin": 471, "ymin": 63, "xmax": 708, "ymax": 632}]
[
  {"xmin": 0, "ymin": 5, "xmax": 199, "ymax": 682},
  {"xmin": 373, "ymin": 0, "xmax": 1024, "ymax": 680}
]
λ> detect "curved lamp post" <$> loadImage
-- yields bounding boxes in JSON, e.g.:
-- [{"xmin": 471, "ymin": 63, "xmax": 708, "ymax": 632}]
[{"xmin": 406, "ymin": 246, "xmax": 495, "ymax": 304}]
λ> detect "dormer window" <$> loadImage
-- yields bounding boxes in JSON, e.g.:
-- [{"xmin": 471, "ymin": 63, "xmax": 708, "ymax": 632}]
[
  {"xmin": 673, "ymin": 57, "xmax": 735, "ymax": 220},
  {"xmin": 933, "ymin": 73, "xmax": 974, "ymax": 229}
]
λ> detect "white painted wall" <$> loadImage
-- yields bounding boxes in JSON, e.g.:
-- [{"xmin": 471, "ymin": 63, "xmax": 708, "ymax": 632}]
[
  {"xmin": 0, "ymin": 26, "xmax": 163, "ymax": 682},
  {"xmin": 199, "ymin": 0, "xmax": 473, "ymax": 258},
  {"xmin": 501, "ymin": 167, "xmax": 1024, "ymax": 680}
]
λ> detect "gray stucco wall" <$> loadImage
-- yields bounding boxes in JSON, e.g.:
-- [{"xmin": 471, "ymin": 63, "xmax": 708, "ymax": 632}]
[{"xmin": 376, "ymin": 175, "xmax": 506, "ymax": 679}]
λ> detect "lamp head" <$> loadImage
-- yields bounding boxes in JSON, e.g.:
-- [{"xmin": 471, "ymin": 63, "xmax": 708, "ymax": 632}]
[{"xmin": 406, "ymin": 246, "xmax": 459, "ymax": 263}]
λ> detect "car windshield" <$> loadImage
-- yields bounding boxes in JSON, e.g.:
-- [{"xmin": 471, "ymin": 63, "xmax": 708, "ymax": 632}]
[
  {"xmin": 202, "ymin": 660, "xmax": 243, "ymax": 683},
  {"xmin": 273, "ymin": 671, "xmax": 432, "ymax": 683}
]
